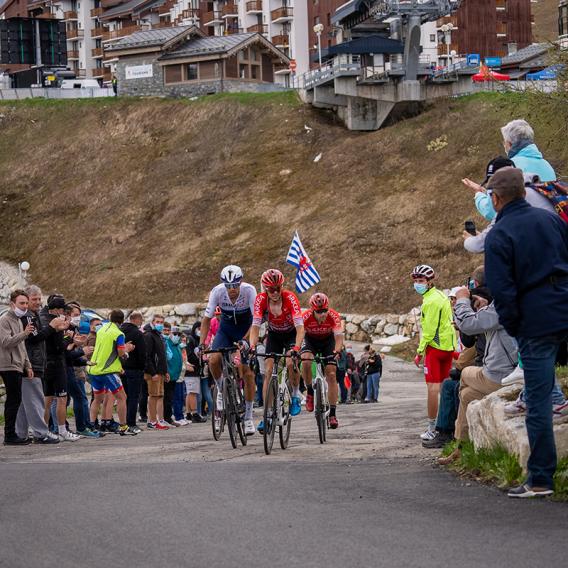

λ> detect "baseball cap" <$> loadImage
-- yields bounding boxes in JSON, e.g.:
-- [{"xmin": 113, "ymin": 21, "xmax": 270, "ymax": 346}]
[
  {"xmin": 480, "ymin": 156, "xmax": 515, "ymax": 187},
  {"xmin": 47, "ymin": 296, "xmax": 66, "ymax": 310},
  {"xmin": 487, "ymin": 166, "xmax": 525, "ymax": 194}
]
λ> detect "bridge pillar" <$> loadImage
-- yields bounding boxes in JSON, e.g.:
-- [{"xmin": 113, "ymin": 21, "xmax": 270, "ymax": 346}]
[
  {"xmin": 338, "ymin": 98, "xmax": 395, "ymax": 131},
  {"xmin": 404, "ymin": 15, "xmax": 422, "ymax": 81}
]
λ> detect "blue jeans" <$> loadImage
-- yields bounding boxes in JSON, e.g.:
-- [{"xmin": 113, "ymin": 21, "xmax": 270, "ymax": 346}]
[
  {"xmin": 337, "ymin": 369, "xmax": 348, "ymax": 403},
  {"xmin": 436, "ymin": 378, "xmax": 460, "ymax": 433},
  {"xmin": 365, "ymin": 372, "xmax": 380, "ymax": 401},
  {"xmin": 66, "ymin": 368, "xmax": 89, "ymax": 432},
  {"xmin": 173, "ymin": 382, "xmax": 186, "ymax": 421},
  {"xmin": 518, "ymin": 333, "xmax": 568, "ymax": 489},
  {"xmin": 200, "ymin": 377, "xmax": 214, "ymax": 416},
  {"xmin": 255, "ymin": 372, "xmax": 264, "ymax": 406}
]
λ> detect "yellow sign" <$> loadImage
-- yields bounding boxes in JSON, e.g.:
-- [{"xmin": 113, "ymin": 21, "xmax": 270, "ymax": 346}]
[{"xmin": 47, "ymin": 75, "xmax": 56, "ymax": 81}]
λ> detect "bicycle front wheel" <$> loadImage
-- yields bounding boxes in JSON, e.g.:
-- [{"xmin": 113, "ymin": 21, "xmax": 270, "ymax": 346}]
[
  {"xmin": 263, "ymin": 377, "xmax": 278, "ymax": 455},
  {"xmin": 225, "ymin": 380, "xmax": 238, "ymax": 449},
  {"xmin": 211, "ymin": 382, "xmax": 224, "ymax": 441},
  {"xmin": 279, "ymin": 384, "xmax": 292, "ymax": 450},
  {"xmin": 315, "ymin": 380, "xmax": 326, "ymax": 444}
]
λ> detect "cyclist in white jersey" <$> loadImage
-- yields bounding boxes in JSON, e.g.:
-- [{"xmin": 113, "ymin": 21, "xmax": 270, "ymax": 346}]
[{"xmin": 200, "ymin": 265, "xmax": 257, "ymax": 435}]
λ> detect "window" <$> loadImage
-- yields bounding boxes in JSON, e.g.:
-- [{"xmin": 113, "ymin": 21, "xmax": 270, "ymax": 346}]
[
  {"xmin": 164, "ymin": 64, "xmax": 182, "ymax": 83},
  {"xmin": 251, "ymin": 65, "xmax": 259, "ymax": 79},
  {"xmin": 429, "ymin": 34, "xmax": 436, "ymax": 42},
  {"xmin": 250, "ymin": 47, "xmax": 259, "ymax": 61},
  {"xmin": 239, "ymin": 64, "xmax": 248, "ymax": 79},
  {"xmin": 186, "ymin": 63, "xmax": 198, "ymax": 80}
]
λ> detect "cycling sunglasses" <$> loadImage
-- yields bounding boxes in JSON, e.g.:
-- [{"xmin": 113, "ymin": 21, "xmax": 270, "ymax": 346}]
[
  {"xmin": 224, "ymin": 283, "xmax": 241, "ymax": 289},
  {"xmin": 314, "ymin": 309, "xmax": 328, "ymax": 314},
  {"xmin": 266, "ymin": 286, "xmax": 282, "ymax": 293}
]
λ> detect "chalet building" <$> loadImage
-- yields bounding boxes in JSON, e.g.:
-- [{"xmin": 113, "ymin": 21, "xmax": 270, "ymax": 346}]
[{"xmin": 106, "ymin": 25, "xmax": 290, "ymax": 96}]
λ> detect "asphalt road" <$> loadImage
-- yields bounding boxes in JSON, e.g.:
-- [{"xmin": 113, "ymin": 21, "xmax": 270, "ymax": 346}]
[{"xmin": 1, "ymin": 357, "xmax": 566, "ymax": 568}]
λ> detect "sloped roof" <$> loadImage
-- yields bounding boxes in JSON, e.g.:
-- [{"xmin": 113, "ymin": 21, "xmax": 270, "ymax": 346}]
[
  {"xmin": 158, "ymin": 33, "xmax": 258, "ymax": 60},
  {"xmin": 101, "ymin": 0, "xmax": 164, "ymax": 20},
  {"xmin": 106, "ymin": 25, "xmax": 195, "ymax": 51},
  {"xmin": 500, "ymin": 43, "xmax": 548, "ymax": 66}
]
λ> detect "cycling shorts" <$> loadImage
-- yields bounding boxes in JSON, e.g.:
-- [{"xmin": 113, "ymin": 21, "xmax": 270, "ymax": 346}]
[
  {"xmin": 43, "ymin": 360, "xmax": 68, "ymax": 397},
  {"xmin": 424, "ymin": 346, "xmax": 454, "ymax": 384},
  {"xmin": 89, "ymin": 373, "xmax": 124, "ymax": 395},
  {"xmin": 211, "ymin": 319, "xmax": 251, "ymax": 365},
  {"xmin": 301, "ymin": 335, "xmax": 336, "ymax": 365},
  {"xmin": 265, "ymin": 329, "xmax": 297, "ymax": 358}
]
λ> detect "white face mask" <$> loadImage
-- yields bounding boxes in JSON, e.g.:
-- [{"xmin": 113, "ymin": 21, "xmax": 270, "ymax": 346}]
[
  {"xmin": 71, "ymin": 317, "xmax": 80, "ymax": 326},
  {"xmin": 195, "ymin": 330, "xmax": 201, "ymax": 338},
  {"xmin": 14, "ymin": 307, "xmax": 28, "ymax": 317}
]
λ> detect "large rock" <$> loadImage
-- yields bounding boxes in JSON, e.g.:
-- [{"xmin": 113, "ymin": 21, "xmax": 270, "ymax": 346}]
[
  {"xmin": 345, "ymin": 322, "xmax": 358, "ymax": 335},
  {"xmin": 386, "ymin": 314, "xmax": 400, "ymax": 324},
  {"xmin": 383, "ymin": 323, "xmax": 399, "ymax": 336},
  {"xmin": 372, "ymin": 334, "xmax": 411, "ymax": 347},
  {"xmin": 351, "ymin": 315, "xmax": 366, "ymax": 325},
  {"xmin": 467, "ymin": 386, "xmax": 568, "ymax": 471},
  {"xmin": 374, "ymin": 320, "xmax": 386, "ymax": 334},
  {"xmin": 174, "ymin": 303, "xmax": 197, "ymax": 316}
]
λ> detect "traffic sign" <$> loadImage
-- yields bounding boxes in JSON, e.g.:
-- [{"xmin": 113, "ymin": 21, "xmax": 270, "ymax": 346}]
[
  {"xmin": 289, "ymin": 59, "xmax": 297, "ymax": 71},
  {"xmin": 485, "ymin": 57, "xmax": 502, "ymax": 68}
]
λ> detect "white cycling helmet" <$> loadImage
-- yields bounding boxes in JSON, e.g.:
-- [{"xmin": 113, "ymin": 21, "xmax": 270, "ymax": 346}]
[
  {"xmin": 220, "ymin": 265, "xmax": 243, "ymax": 284},
  {"xmin": 411, "ymin": 264, "xmax": 435, "ymax": 280}
]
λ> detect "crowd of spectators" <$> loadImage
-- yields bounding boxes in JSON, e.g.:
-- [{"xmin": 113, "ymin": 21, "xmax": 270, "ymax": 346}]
[{"xmin": 414, "ymin": 119, "xmax": 568, "ymax": 498}]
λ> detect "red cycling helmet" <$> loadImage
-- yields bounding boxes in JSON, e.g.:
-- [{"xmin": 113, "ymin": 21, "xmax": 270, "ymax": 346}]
[
  {"xmin": 310, "ymin": 292, "xmax": 329, "ymax": 311},
  {"xmin": 261, "ymin": 269, "xmax": 284, "ymax": 290}
]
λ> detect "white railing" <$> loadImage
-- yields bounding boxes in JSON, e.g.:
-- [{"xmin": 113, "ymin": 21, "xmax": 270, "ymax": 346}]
[
  {"xmin": 0, "ymin": 88, "xmax": 115, "ymax": 100},
  {"xmin": 301, "ymin": 56, "xmax": 361, "ymax": 89}
]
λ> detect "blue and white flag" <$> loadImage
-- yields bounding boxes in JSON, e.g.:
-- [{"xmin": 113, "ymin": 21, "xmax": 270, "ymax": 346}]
[{"xmin": 286, "ymin": 231, "xmax": 321, "ymax": 294}]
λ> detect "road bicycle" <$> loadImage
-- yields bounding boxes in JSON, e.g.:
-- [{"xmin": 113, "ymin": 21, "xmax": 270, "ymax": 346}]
[
  {"xmin": 255, "ymin": 351, "xmax": 296, "ymax": 455},
  {"xmin": 302, "ymin": 353, "xmax": 336, "ymax": 444},
  {"xmin": 205, "ymin": 346, "xmax": 247, "ymax": 449}
]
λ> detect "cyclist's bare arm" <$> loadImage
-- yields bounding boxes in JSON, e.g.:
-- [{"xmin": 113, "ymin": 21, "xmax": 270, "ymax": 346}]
[
  {"xmin": 200, "ymin": 316, "xmax": 211, "ymax": 345},
  {"xmin": 293, "ymin": 324, "xmax": 305, "ymax": 351},
  {"xmin": 249, "ymin": 324, "xmax": 260, "ymax": 349},
  {"xmin": 334, "ymin": 333, "xmax": 344, "ymax": 353}
]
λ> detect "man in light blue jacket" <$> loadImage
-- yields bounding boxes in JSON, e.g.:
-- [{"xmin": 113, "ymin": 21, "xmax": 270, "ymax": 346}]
[{"xmin": 474, "ymin": 119, "xmax": 556, "ymax": 221}]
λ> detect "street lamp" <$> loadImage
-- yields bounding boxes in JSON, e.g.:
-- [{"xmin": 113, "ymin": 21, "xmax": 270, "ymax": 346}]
[
  {"xmin": 440, "ymin": 23, "xmax": 454, "ymax": 64},
  {"xmin": 313, "ymin": 23, "xmax": 324, "ymax": 68}
]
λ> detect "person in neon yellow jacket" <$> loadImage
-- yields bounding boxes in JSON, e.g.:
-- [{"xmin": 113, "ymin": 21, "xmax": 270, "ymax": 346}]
[{"xmin": 412, "ymin": 264, "xmax": 457, "ymax": 442}]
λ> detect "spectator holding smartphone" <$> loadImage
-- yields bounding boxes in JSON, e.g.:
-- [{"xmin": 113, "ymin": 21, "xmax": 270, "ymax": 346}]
[{"xmin": 0, "ymin": 290, "xmax": 35, "ymax": 445}]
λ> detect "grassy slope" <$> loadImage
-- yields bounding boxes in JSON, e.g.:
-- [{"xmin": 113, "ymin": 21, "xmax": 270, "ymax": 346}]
[{"xmin": 0, "ymin": 92, "xmax": 566, "ymax": 312}]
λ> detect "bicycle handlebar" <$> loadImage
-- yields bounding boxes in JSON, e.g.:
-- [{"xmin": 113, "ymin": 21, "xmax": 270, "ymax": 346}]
[{"xmin": 300, "ymin": 354, "xmax": 337, "ymax": 363}]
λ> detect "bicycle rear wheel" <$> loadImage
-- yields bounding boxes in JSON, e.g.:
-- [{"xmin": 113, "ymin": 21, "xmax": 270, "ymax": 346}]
[
  {"xmin": 225, "ymin": 379, "xmax": 238, "ymax": 449},
  {"xmin": 263, "ymin": 377, "xmax": 277, "ymax": 455},
  {"xmin": 315, "ymin": 380, "xmax": 326, "ymax": 444},
  {"xmin": 211, "ymin": 382, "xmax": 224, "ymax": 441},
  {"xmin": 279, "ymin": 381, "xmax": 292, "ymax": 449},
  {"xmin": 236, "ymin": 383, "xmax": 247, "ymax": 446}
]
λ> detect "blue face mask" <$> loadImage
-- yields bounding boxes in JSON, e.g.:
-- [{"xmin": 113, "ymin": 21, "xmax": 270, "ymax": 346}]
[
  {"xmin": 170, "ymin": 335, "xmax": 181, "ymax": 345},
  {"xmin": 154, "ymin": 323, "xmax": 164, "ymax": 333},
  {"xmin": 414, "ymin": 283, "xmax": 429, "ymax": 295}
]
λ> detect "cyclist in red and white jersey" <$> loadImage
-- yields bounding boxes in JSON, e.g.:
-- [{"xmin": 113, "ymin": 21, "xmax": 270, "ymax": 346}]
[
  {"xmin": 249, "ymin": 269, "xmax": 304, "ymax": 429},
  {"xmin": 301, "ymin": 293, "xmax": 344, "ymax": 429}
]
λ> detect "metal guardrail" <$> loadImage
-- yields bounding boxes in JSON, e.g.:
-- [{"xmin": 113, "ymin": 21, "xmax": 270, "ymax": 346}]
[
  {"xmin": 0, "ymin": 88, "xmax": 115, "ymax": 100},
  {"xmin": 301, "ymin": 57, "xmax": 362, "ymax": 90}
]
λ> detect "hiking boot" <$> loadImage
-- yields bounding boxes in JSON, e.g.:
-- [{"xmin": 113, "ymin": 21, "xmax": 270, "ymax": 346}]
[{"xmin": 422, "ymin": 432, "xmax": 453, "ymax": 449}]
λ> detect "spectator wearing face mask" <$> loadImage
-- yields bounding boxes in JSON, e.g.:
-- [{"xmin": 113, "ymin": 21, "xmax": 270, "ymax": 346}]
[
  {"xmin": 163, "ymin": 323, "xmax": 187, "ymax": 426},
  {"xmin": 120, "ymin": 311, "xmax": 146, "ymax": 434},
  {"xmin": 184, "ymin": 321, "xmax": 207, "ymax": 422},
  {"xmin": 0, "ymin": 290, "xmax": 35, "ymax": 445}
]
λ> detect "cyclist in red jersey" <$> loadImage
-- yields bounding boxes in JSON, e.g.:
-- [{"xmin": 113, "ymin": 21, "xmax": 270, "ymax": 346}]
[
  {"xmin": 249, "ymin": 269, "xmax": 305, "ymax": 429},
  {"xmin": 301, "ymin": 293, "xmax": 344, "ymax": 429}
]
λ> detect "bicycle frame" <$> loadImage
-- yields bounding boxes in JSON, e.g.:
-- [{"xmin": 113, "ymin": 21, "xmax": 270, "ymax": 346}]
[{"xmin": 312, "ymin": 357, "xmax": 330, "ymax": 421}]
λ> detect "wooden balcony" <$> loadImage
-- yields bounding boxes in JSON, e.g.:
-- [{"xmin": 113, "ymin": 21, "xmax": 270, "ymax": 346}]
[
  {"xmin": 91, "ymin": 26, "xmax": 105, "ymax": 38},
  {"xmin": 496, "ymin": 22, "xmax": 507, "ymax": 36},
  {"xmin": 225, "ymin": 26, "xmax": 244, "ymax": 35},
  {"xmin": 92, "ymin": 67, "xmax": 112, "ymax": 82},
  {"xmin": 64, "ymin": 10, "xmax": 78, "ymax": 20},
  {"xmin": 437, "ymin": 43, "xmax": 458, "ymax": 56},
  {"xmin": 247, "ymin": 23, "xmax": 268, "ymax": 34},
  {"xmin": 92, "ymin": 47, "xmax": 104, "ymax": 58},
  {"xmin": 496, "ymin": 0, "xmax": 506, "ymax": 9},
  {"xmin": 102, "ymin": 25, "xmax": 142, "ymax": 42},
  {"xmin": 203, "ymin": 11, "xmax": 222, "ymax": 25},
  {"xmin": 91, "ymin": 7, "xmax": 104, "ymax": 18},
  {"xmin": 67, "ymin": 28, "xmax": 85, "ymax": 40},
  {"xmin": 271, "ymin": 6, "xmax": 293, "ymax": 23},
  {"xmin": 181, "ymin": 8, "xmax": 200, "ymax": 20},
  {"xmin": 77, "ymin": 68, "xmax": 87, "ymax": 78},
  {"xmin": 67, "ymin": 50, "xmax": 79, "ymax": 59},
  {"xmin": 222, "ymin": 3, "xmax": 238, "ymax": 18},
  {"xmin": 271, "ymin": 33, "xmax": 289, "ymax": 47},
  {"xmin": 246, "ymin": 0, "xmax": 263, "ymax": 13},
  {"xmin": 100, "ymin": 0, "xmax": 122, "ymax": 8}
]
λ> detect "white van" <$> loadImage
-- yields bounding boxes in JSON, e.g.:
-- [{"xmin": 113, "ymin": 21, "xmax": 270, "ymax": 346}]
[{"xmin": 60, "ymin": 79, "xmax": 101, "ymax": 89}]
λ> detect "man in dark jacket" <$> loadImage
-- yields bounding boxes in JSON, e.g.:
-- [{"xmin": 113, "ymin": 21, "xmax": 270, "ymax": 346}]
[
  {"xmin": 121, "ymin": 311, "xmax": 146, "ymax": 433},
  {"xmin": 143, "ymin": 314, "xmax": 169, "ymax": 429},
  {"xmin": 15, "ymin": 285, "xmax": 64, "ymax": 443},
  {"xmin": 485, "ymin": 167, "xmax": 568, "ymax": 498}
]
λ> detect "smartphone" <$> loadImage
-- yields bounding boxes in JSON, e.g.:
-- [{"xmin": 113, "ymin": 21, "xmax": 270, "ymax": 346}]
[{"xmin": 464, "ymin": 220, "xmax": 477, "ymax": 236}]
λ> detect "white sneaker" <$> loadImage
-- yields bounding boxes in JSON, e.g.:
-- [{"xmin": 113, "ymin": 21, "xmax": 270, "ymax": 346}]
[
  {"xmin": 47, "ymin": 431, "xmax": 60, "ymax": 441},
  {"xmin": 420, "ymin": 429, "xmax": 436, "ymax": 441},
  {"xmin": 59, "ymin": 431, "xmax": 81, "ymax": 442},
  {"xmin": 172, "ymin": 419, "xmax": 184, "ymax": 427},
  {"xmin": 501, "ymin": 366, "xmax": 525, "ymax": 386},
  {"xmin": 177, "ymin": 419, "xmax": 189, "ymax": 426},
  {"xmin": 216, "ymin": 391, "xmax": 224, "ymax": 411},
  {"xmin": 159, "ymin": 419, "xmax": 172, "ymax": 428},
  {"xmin": 244, "ymin": 419, "xmax": 255, "ymax": 436},
  {"xmin": 504, "ymin": 399, "xmax": 526, "ymax": 416}
]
